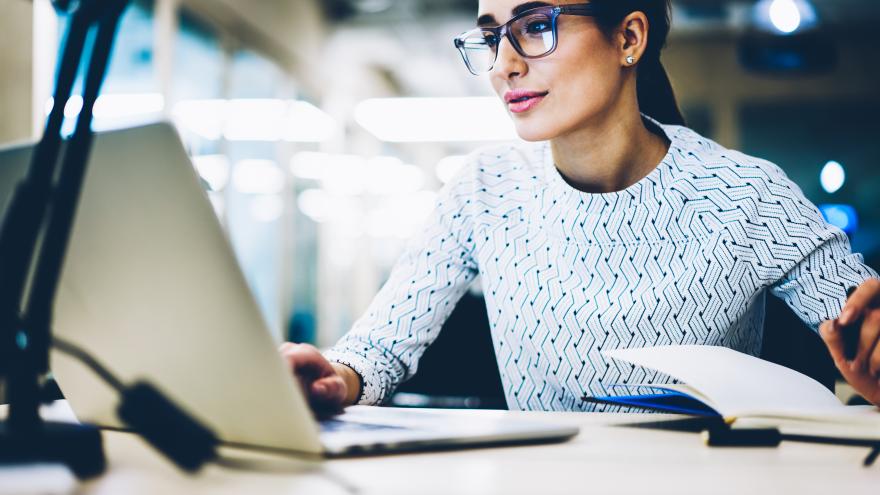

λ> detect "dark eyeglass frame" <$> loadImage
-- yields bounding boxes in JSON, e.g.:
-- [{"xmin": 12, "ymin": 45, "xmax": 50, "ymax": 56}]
[{"xmin": 453, "ymin": 3, "xmax": 599, "ymax": 75}]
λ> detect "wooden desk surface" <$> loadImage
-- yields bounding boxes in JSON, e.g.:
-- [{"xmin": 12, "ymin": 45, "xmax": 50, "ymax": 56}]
[{"xmin": 2, "ymin": 402, "xmax": 878, "ymax": 494}]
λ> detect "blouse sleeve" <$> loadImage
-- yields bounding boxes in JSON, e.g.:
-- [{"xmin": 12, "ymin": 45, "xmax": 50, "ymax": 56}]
[
  {"xmin": 323, "ymin": 161, "xmax": 481, "ymax": 405},
  {"xmin": 758, "ymin": 164, "xmax": 879, "ymax": 331},
  {"xmin": 770, "ymin": 227, "xmax": 877, "ymax": 332}
]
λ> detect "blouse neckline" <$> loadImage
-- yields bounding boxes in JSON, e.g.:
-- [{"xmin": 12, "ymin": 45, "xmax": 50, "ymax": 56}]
[{"xmin": 540, "ymin": 117, "xmax": 681, "ymax": 217}]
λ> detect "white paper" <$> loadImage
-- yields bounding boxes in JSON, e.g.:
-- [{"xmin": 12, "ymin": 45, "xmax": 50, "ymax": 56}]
[{"xmin": 605, "ymin": 345, "xmax": 880, "ymax": 423}]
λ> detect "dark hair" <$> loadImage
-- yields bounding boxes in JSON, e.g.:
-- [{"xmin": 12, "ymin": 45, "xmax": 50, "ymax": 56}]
[{"xmin": 591, "ymin": 0, "xmax": 686, "ymax": 126}]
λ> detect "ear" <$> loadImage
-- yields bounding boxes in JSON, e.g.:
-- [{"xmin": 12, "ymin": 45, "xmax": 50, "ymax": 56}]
[{"xmin": 616, "ymin": 11, "xmax": 650, "ymax": 67}]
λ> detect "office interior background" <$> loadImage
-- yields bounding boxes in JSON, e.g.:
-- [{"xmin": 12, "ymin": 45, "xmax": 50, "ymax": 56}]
[{"xmin": 1, "ymin": 0, "xmax": 879, "ymax": 405}]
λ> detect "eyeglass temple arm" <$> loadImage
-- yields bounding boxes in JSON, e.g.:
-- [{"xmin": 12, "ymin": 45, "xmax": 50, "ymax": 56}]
[{"xmin": 558, "ymin": 4, "xmax": 599, "ymax": 16}]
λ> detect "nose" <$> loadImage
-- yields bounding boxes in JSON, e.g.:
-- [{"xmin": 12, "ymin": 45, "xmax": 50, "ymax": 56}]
[{"xmin": 492, "ymin": 35, "xmax": 527, "ymax": 80}]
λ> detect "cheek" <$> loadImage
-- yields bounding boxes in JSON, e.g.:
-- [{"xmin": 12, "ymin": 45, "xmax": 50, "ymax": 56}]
[
  {"xmin": 552, "ymin": 40, "xmax": 619, "ymax": 102},
  {"xmin": 542, "ymin": 51, "xmax": 622, "ymax": 128},
  {"xmin": 555, "ymin": 66, "xmax": 616, "ymax": 112},
  {"xmin": 490, "ymin": 77, "xmax": 505, "ymax": 98}
]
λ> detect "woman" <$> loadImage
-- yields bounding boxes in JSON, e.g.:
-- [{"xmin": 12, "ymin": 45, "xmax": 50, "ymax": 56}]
[{"xmin": 281, "ymin": 0, "xmax": 880, "ymax": 411}]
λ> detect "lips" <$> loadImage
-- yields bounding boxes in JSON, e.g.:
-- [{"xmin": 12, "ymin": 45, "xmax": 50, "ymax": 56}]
[{"xmin": 503, "ymin": 89, "xmax": 549, "ymax": 114}]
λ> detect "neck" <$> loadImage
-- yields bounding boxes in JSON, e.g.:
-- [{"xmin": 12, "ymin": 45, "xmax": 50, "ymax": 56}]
[{"xmin": 549, "ymin": 99, "xmax": 670, "ymax": 194}]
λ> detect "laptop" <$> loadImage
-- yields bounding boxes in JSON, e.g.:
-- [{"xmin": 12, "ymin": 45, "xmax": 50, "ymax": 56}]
[{"xmin": 0, "ymin": 122, "xmax": 578, "ymax": 456}]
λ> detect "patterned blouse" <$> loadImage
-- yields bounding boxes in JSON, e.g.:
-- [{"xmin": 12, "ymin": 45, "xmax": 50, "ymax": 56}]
[{"xmin": 324, "ymin": 122, "xmax": 877, "ymax": 411}]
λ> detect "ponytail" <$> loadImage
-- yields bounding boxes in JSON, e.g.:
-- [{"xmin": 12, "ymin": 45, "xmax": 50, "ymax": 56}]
[
  {"xmin": 637, "ymin": 56, "xmax": 685, "ymax": 126},
  {"xmin": 592, "ymin": 0, "xmax": 686, "ymax": 126}
]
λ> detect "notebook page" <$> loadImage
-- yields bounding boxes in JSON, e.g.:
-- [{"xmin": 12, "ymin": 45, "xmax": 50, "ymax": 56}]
[
  {"xmin": 605, "ymin": 345, "xmax": 849, "ymax": 419},
  {"xmin": 736, "ymin": 407, "xmax": 880, "ymax": 440}
]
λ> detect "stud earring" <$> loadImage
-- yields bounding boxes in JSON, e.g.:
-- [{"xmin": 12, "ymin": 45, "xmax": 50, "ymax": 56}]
[{"xmin": 626, "ymin": 56, "xmax": 635, "ymax": 65}]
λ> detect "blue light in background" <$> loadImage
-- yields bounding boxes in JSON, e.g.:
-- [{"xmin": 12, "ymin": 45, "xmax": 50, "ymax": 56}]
[{"xmin": 818, "ymin": 204, "xmax": 858, "ymax": 235}]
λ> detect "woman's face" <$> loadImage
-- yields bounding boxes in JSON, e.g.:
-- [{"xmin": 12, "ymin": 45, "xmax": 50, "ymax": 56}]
[{"xmin": 477, "ymin": 0, "xmax": 625, "ymax": 142}]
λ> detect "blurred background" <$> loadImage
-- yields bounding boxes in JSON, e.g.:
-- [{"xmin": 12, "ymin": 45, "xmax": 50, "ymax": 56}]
[{"xmin": 1, "ymin": 0, "xmax": 878, "ymax": 406}]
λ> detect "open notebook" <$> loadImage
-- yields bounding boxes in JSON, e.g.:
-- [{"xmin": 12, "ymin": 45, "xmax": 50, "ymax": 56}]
[{"xmin": 592, "ymin": 345, "xmax": 880, "ymax": 431}]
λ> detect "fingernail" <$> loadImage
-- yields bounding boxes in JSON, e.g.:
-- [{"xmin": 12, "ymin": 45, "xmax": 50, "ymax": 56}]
[
  {"xmin": 840, "ymin": 308, "xmax": 854, "ymax": 325},
  {"xmin": 314, "ymin": 383, "xmax": 326, "ymax": 394}
]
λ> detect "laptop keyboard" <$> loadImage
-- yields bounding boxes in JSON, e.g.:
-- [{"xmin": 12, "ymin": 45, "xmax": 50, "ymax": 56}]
[{"xmin": 319, "ymin": 419, "xmax": 407, "ymax": 434}]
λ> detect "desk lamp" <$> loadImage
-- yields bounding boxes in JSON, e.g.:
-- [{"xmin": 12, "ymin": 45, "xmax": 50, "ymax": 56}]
[{"xmin": 0, "ymin": 0, "xmax": 216, "ymax": 479}]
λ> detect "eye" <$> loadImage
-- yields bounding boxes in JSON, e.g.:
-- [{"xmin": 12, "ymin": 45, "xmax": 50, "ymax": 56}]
[
  {"xmin": 526, "ymin": 20, "xmax": 550, "ymax": 34},
  {"xmin": 523, "ymin": 17, "xmax": 552, "ymax": 35},
  {"xmin": 483, "ymin": 33, "xmax": 500, "ymax": 47}
]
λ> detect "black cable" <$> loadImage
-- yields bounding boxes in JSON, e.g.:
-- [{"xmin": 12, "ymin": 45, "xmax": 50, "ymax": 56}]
[
  {"xmin": 51, "ymin": 337, "xmax": 125, "ymax": 393},
  {"xmin": 704, "ymin": 426, "xmax": 880, "ymax": 468},
  {"xmin": 50, "ymin": 334, "xmax": 218, "ymax": 472},
  {"xmin": 50, "ymin": 338, "xmax": 347, "ymax": 472}
]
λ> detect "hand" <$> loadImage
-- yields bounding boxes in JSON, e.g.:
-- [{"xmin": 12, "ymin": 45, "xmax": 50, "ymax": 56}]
[
  {"xmin": 278, "ymin": 342, "xmax": 360, "ymax": 413},
  {"xmin": 819, "ymin": 278, "xmax": 880, "ymax": 406}
]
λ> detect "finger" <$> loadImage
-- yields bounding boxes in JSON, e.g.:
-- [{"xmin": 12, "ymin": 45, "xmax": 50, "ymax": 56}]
[
  {"xmin": 279, "ymin": 343, "xmax": 334, "ymax": 378},
  {"xmin": 311, "ymin": 375, "xmax": 346, "ymax": 403},
  {"xmin": 279, "ymin": 343, "xmax": 309, "ymax": 370},
  {"xmin": 870, "ymin": 343, "xmax": 880, "ymax": 378},
  {"xmin": 820, "ymin": 319, "xmax": 847, "ymax": 369},
  {"xmin": 278, "ymin": 343, "xmax": 303, "ymax": 367},
  {"xmin": 839, "ymin": 279, "xmax": 880, "ymax": 326},
  {"xmin": 309, "ymin": 376, "xmax": 347, "ymax": 414},
  {"xmin": 856, "ymin": 310, "xmax": 880, "ymax": 373}
]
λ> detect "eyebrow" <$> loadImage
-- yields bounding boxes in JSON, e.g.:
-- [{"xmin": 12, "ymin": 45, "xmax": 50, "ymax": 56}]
[{"xmin": 477, "ymin": 1, "xmax": 553, "ymax": 27}]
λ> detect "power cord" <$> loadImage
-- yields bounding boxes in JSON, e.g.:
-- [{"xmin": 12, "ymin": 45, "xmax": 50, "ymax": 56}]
[{"xmin": 52, "ymin": 336, "xmax": 219, "ymax": 471}]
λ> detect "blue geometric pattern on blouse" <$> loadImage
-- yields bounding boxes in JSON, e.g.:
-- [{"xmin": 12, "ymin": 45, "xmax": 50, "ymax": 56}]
[{"xmin": 324, "ymin": 123, "xmax": 877, "ymax": 411}]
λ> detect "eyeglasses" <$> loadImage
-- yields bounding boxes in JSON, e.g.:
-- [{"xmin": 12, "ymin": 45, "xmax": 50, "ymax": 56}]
[{"xmin": 453, "ymin": 3, "xmax": 599, "ymax": 75}]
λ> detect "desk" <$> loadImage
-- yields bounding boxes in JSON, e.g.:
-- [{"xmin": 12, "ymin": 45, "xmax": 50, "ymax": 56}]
[{"xmin": 2, "ymin": 401, "xmax": 878, "ymax": 494}]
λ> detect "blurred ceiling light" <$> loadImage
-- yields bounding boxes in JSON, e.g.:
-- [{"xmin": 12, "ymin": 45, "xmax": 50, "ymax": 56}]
[
  {"xmin": 250, "ymin": 195, "xmax": 284, "ymax": 223},
  {"xmin": 192, "ymin": 154, "xmax": 231, "ymax": 191},
  {"xmin": 297, "ymin": 188, "xmax": 332, "ymax": 223},
  {"xmin": 172, "ymin": 99, "xmax": 337, "ymax": 142},
  {"xmin": 171, "ymin": 99, "xmax": 224, "ymax": 140},
  {"xmin": 753, "ymin": 0, "xmax": 818, "ymax": 34},
  {"xmin": 224, "ymin": 99, "xmax": 287, "ymax": 141},
  {"xmin": 63, "ymin": 95, "xmax": 82, "ymax": 118},
  {"xmin": 769, "ymin": 0, "xmax": 800, "ymax": 33},
  {"xmin": 46, "ymin": 93, "xmax": 165, "ymax": 119},
  {"xmin": 364, "ymin": 157, "xmax": 425, "ymax": 195},
  {"xmin": 283, "ymin": 101, "xmax": 338, "ymax": 142},
  {"xmin": 366, "ymin": 191, "xmax": 438, "ymax": 239},
  {"xmin": 290, "ymin": 151, "xmax": 331, "ymax": 180},
  {"xmin": 354, "ymin": 97, "xmax": 518, "ymax": 142},
  {"xmin": 297, "ymin": 189, "xmax": 363, "ymax": 228},
  {"xmin": 232, "ymin": 159, "xmax": 285, "ymax": 194},
  {"xmin": 292, "ymin": 153, "xmax": 425, "ymax": 196},
  {"xmin": 94, "ymin": 93, "xmax": 164, "ymax": 119},
  {"xmin": 820, "ymin": 160, "xmax": 845, "ymax": 194},
  {"xmin": 322, "ymin": 155, "xmax": 369, "ymax": 196},
  {"xmin": 436, "ymin": 155, "xmax": 469, "ymax": 184}
]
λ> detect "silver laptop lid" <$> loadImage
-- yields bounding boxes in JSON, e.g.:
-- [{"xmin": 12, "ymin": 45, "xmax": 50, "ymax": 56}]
[{"xmin": 0, "ymin": 123, "xmax": 322, "ymax": 454}]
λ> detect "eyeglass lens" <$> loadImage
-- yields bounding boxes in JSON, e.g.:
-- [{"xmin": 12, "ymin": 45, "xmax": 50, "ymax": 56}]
[{"xmin": 460, "ymin": 11, "xmax": 556, "ymax": 73}]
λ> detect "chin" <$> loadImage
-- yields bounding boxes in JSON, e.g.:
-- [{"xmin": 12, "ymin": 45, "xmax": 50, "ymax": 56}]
[{"xmin": 512, "ymin": 119, "xmax": 559, "ymax": 142}]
